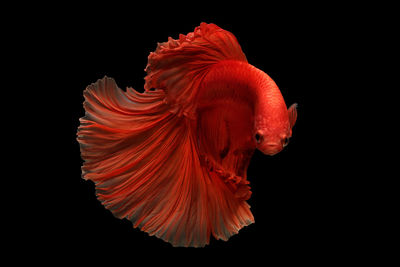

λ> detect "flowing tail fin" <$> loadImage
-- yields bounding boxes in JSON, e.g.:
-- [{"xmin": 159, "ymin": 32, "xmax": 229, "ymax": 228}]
[{"xmin": 77, "ymin": 76, "xmax": 254, "ymax": 247}]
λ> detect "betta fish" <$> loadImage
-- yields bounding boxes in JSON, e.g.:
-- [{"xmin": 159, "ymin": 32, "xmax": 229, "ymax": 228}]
[{"xmin": 77, "ymin": 23, "xmax": 297, "ymax": 247}]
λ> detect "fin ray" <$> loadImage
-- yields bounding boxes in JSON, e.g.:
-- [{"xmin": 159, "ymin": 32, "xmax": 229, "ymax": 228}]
[{"xmin": 78, "ymin": 75, "xmax": 254, "ymax": 247}]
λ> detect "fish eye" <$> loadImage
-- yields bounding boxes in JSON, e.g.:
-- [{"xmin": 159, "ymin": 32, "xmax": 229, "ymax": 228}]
[
  {"xmin": 282, "ymin": 137, "xmax": 289, "ymax": 147},
  {"xmin": 255, "ymin": 133, "xmax": 262, "ymax": 144}
]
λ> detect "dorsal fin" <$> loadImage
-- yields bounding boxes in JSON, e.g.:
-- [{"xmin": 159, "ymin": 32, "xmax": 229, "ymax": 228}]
[{"xmin": 144, "ymin": 22, "xmax": 247, "ymax": 117}]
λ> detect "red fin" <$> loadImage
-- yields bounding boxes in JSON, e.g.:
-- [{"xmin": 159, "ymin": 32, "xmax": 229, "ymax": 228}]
[
  {"xmin": 197, "ymin": 100, "xmax": 256, "ymax": 201},
  {"xmin": 207, "ymin": 172, "xmax": 254, "ymax": 240},
  {"xmin": 144, "ymin": 22, "xmax": 247, "ymax": 117},
  {"xmin": 288, "ymin": 103, "xmax": 298, "ymax": 129},
  {"xmin": 77, "ymin": 77, "xmax": 254, "ymax": 247}
]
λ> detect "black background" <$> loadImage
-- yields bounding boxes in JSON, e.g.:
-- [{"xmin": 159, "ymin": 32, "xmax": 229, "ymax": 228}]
[{"xmin": 23, "ymin": 3, "xmax": 365, "ymax": 262}]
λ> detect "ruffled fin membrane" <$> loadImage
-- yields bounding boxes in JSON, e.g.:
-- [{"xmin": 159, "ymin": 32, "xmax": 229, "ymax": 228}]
[
  {"xmin": 78, "ymin": 77, "xmax": 254, "ymax": 247},
  {"xmin": 144, "ymin": 22, "xmax": 247, "ymax": 117}
]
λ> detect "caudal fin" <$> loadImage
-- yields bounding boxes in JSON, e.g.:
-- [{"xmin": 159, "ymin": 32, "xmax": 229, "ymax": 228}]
[{"xmin": 77, "ymin": 76, "xmax": 254, "ymax": 247}]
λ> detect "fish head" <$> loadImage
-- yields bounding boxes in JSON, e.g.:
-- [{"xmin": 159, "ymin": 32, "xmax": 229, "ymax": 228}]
[{"xmin": 254, "ymin": 103, "xmax": 297, "ymax": 156}]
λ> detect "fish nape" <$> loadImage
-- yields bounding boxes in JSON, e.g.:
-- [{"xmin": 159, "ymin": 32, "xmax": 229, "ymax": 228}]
[{"xmin": 77, "ymin": 23, "xmax": 297, "ymax": 247}]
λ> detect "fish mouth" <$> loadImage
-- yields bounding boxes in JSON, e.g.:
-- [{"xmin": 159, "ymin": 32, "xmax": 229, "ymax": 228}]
[
  {"xmin": 259, "ymin": 143, "xmax": 283, "ymax": 156},
  {"xmin": 264, "ymin": 151, "xmax": 279, "ymax": 156}
]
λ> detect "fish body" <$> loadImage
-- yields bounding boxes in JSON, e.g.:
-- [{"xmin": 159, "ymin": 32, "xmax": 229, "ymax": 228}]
[{"xmin": 77, "ymin": 23, "xmax": 297, "ymax": 247}]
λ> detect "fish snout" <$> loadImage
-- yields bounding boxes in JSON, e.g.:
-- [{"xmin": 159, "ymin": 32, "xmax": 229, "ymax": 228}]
[
  {"xmin": 255, "ymin": 134, "xmax": 283, "ymax": 156},
  {"xmin": 255, "ymin": 131, "xmax": 283, "ymax": 155},
  {"xmin": 260, "ymin": 142, "xmax": 283, "ymax": 156}
]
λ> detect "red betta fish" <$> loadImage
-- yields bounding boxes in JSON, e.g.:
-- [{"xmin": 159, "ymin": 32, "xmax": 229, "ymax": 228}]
[{"xmin": 77, "ymin": 23, "xmax": 297, "ymax": 247}]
